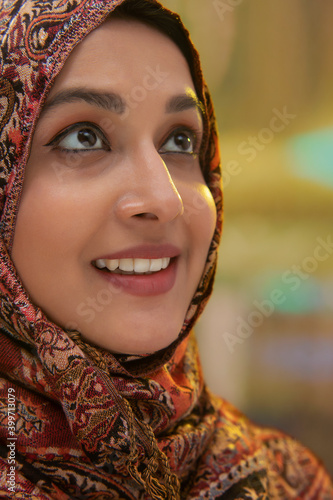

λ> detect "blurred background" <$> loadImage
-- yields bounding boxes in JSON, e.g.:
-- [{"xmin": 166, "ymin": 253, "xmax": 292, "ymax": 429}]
[{"xmin": 164, "ymin": 0, "xmax": 333, "ymax": 475}]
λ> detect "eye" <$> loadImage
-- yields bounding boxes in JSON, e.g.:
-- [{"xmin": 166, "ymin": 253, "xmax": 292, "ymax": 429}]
[
  {"xmin": 45, "ymin": 122, "xmax": 110, "ymax": 152},
  {"xmin": 160, "ymin": 128, "xmax": 197, "ymax": 155}
]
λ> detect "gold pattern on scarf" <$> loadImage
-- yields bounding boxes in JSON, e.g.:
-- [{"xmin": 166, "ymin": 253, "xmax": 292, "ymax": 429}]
[{"xmin": 0, "ymin": 77, "xmax": 15, "ymax": 133}]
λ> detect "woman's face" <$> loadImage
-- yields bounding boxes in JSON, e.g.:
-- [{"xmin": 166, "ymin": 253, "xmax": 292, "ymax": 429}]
[{"xmin": 12, "ymin": 19, "xmax": 216, "ymax": 354}]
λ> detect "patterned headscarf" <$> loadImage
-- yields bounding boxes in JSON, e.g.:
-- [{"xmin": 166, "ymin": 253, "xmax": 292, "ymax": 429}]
[{"xmin": 0, "ymin": 1, "xmax": 331, "ymax": 498}]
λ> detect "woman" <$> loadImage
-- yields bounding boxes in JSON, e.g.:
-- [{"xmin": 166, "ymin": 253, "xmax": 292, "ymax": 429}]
[{"xmin": 0, "ymin": 0, "xmax": 331, "ymax": 498}]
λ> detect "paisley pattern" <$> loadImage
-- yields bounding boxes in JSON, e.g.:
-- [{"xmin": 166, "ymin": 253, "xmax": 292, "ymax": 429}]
[{"xmin": 0, "ymin": 0, "xmax": 332, "ymax": 498}]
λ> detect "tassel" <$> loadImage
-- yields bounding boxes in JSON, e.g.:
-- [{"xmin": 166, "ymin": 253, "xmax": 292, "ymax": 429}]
[{"xmin": 128, "ymin": 450, "xmax": 180, "ymax": 500}]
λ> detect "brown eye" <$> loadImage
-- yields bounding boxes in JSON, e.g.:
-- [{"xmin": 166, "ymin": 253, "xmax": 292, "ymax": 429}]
[
  {"xmin": 160, "ymin": 128, "xmax": 197, "ymax": 155},
  {"xmin": 77, "ymin": 128, "xmax": 98, "ymax": 148},
  {"xmin": 174, "ymin": 133, "xmax": 192, "ymax": 151},
  {"xmin": 58, "ymin": 127, "xmax": 104, "ymax": 150},
  {"xmin": 45, "ymin": 122, "xmax": 110, "ymax": 152}
]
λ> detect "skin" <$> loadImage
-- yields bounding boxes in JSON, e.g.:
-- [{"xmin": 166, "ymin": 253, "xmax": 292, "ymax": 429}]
[{"xmin": 11, "ymin": 19, "xmax": 216, "ymax": 355}]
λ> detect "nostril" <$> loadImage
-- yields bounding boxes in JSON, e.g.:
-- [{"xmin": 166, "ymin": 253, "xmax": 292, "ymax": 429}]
[{"xmin": 134, "ymin": 212, "xmax": 158, "ymax": 220}]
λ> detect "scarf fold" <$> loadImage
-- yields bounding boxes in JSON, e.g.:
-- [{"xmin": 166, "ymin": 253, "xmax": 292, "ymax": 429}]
[{"xmin": 0, "ymin": 0, "xmax": 332, "ymax": 498}]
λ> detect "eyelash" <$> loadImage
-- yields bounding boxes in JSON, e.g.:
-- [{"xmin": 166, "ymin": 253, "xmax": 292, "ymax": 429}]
[
  {"xmin": 44, "ymin": 121, "xmax": 202, "ymax": 156},
  {"xmin": 44, "ymin": 121, "xmax": 110, "ymax": 153},
  {"xmin": 160, "ymin": 125, "xmax": 201, "ymax": 157}
]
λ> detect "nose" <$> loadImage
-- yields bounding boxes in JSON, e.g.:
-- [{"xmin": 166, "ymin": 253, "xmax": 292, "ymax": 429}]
[{"xmin": 114, "ymin": 148, "xmax": 184, "ymax": 224}]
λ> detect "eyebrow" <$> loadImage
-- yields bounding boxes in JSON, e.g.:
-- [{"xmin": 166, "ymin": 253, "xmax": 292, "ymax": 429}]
[
  {"xmin": 41, "ymin": 89, "xmax": 126, "ymax": 116},
  {"xmin": 40, "ymin": 88, "xmax": 204, "ymax": 117},
  {"xmin": 166, "ymin": 93, "xmax": 205, "ymax": 116}
]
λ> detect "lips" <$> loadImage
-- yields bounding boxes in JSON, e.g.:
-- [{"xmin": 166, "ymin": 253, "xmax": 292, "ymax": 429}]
[{"xmin": 92, "ymin": 244, "xmax": 180, "ymax": 296}]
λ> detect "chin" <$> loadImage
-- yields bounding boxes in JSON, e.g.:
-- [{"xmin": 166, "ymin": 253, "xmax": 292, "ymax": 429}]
[{"xmin": 78, "ymin": 320, "xmax": 183, "ymax": 356}]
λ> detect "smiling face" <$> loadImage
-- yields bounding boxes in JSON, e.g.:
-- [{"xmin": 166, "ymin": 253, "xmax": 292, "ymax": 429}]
[{"xmin": 11, "ymin": 18, "xmax": 216, "ymax": 355}]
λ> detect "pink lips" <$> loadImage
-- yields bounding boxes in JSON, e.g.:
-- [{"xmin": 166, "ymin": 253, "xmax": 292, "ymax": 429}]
[
  {"xmin": 92, "ymin": 244, "xmax": 180, "ymax": 297},
  {"xmin": 94, "ymin": 243, "xmax": 180, "ymax": 260}
]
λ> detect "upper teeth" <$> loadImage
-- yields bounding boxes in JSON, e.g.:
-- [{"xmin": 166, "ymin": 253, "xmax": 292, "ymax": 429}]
[{"xmin": 95, "ymin": 257, "xmax": 171, "ymax": 273}]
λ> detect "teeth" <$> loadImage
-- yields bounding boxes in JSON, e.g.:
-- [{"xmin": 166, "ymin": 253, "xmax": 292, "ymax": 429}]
[
  {"xmin": 162, "ymin": 258, "xmax": 169, "ymax": 269},
  {"xmin": 149, "ymin": 258, "xmax": 163, "ymax": 272},
  {"xmin": 95, "ymin": 257, "xmax": 171, "ymax": 274},
  {"xmin": 105, "ymin": 259, "xmax": 119, "ymax": 271},
  {"xmin": 134, "ymin": 259, "xmax": 150, "ymax": 273},
  {"xmin": 95, "ymin": 259, "xmax": 106, "ymax": 269},
  {"xmin": 119, "ymin": 258, "xmax": 134, "ymax": 272}
]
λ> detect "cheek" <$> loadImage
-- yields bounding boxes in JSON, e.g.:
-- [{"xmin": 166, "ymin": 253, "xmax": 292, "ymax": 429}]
[
  {"xmin": 184, "ymin": 184, "xmax": 217, "ymax": 250},
  {"xmin": 14, "ymin": 187, "xmax": 73, "ymax": 254},
  {"xmin": 11, "ymin": 175, "xmax": 93, "ymax": 292},
  {"xmin": 15, "ymin": 167, "xmax": 99, "ymax": 246}
]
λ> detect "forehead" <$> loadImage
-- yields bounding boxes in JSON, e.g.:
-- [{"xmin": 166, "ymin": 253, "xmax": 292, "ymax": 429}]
[{"xmin": 47, "ymin": 18, "xmax": 195, "ymax": 100}]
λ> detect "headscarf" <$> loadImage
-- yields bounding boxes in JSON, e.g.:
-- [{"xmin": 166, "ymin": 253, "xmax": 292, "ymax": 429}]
[{"xmin": 0, "ymin": 1, "xmax": 332, "ymax": 498}]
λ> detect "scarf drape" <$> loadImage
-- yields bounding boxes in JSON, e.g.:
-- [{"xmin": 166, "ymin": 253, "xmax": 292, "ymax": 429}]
[{"xmin": 0, "ymin": 1, "xmax": 332, "ymax": 498}]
